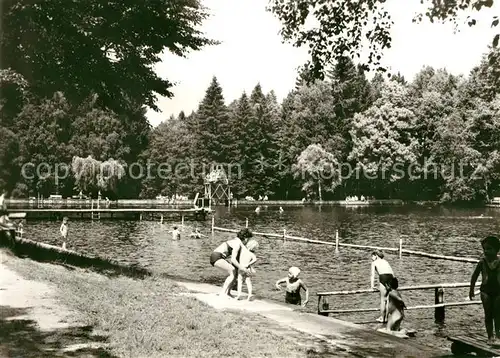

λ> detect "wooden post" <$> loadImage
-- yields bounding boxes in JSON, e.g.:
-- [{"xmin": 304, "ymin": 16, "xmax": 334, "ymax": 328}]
[
  {"xmin": 245, "ymin": 218, "xmax": 248, "ymax": 228},
  {"xmin": 318, "ymin": 296, "xmax": 329, "ymax": 316},
  {"xmin": 435, "ymin": 287, "xmax": 445, "ymax": 323},
  {"xmin": 399, "ymin": 238, "xmax": 403, "ymax": 259},
  {"xmin": 283, "ymin": 228, "xmax": 286, "ymax": 243},
  {"xmin": 335, "ymin": 230, "xmax": 339, "ymax": 252},
  {"xmin": 181, "ymin": 214, "xmax": 184, "ymax": 227},
  {"xmin": 211, "ymin": 216, "xmax": 215, "ymax": 236},
  {"xmin": 140, "ymin": 213, "xmax": 142, "ymax": 221},
  {"xmin": 160, "ymin": 214, "xmax": 163, "ymax": 225}
]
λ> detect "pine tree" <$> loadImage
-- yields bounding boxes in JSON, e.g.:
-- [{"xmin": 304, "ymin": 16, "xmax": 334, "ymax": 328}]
[{"xmin": 191, "ymin": 76, "xmax": 229, "ymax": 174}]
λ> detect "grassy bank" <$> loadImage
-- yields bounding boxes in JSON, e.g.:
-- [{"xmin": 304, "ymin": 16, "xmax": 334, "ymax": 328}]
[{"xmin": 3, "ymin": 252, "xmax": 318, "ymax": 358}]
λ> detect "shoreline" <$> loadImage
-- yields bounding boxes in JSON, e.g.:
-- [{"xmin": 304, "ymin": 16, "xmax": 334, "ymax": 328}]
[
  {"xmin": 1, "ymin": 249, "xmax": 336, "ymax": 357},
  {"xmin": 1, "ymin": 249, "xmax": 444, "ymax": 357}
]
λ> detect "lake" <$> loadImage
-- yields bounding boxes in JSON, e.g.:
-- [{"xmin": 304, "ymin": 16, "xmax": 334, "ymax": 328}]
[{"xmin": 22, "ymin": 204, "xmax": 500, "ymax": 351}]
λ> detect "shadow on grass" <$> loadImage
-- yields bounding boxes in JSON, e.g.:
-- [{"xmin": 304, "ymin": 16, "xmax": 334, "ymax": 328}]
[
  {"xmin": 0, "ymin": 230, "xmax": 152, "ymax": 279},
  {"xmin": 0, "ymin": 306, "xmax": 116, "ymax": 358}
]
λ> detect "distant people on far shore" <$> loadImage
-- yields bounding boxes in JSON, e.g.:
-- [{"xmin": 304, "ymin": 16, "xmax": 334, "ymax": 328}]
[
  {"xmin": 370, "ymin": 250, "xmax": 395, "ymax": 323},
  {"xmin": 275, "ymin": 266, "xmax": 309, "ymax": 307},
  {"xmin": 345, "ymin": 195, "xmax": 374, "ymax": 202},
  {"xmin": 60, "ymin": 217, "xmax": 69, "ymax": 250}
]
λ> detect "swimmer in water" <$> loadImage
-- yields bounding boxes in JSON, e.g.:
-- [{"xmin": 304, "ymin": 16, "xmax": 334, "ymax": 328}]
[
  {"xmin": 279, "ymin": 206, "xmax": 284, "ymax": 213},
  {"xmin": 190, "ymin": 228, "xmax": 206, "ymax": 239},
  {"xmin": 275, "ymin": 267, "xmax": 309, "ymax": 307}
]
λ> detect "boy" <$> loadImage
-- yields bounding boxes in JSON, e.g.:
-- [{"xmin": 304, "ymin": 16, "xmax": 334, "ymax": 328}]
[
  {"xmin": 275, "ymin": 266, "xmax": 309, "ymax": 307},
  {"xmin": 171, "ymin": 226, "xmax": 181, "ymax": 240},
  {"xmin": 60, "ymin": 217, "xmax": 68, "ymax": 250},
  {"xmin": 470, "ymin": 236, "xmax": 500, "ymax": 345},
  {"xmin": 235, "ymin": 239, "xmax": 258, "ymax": 301},
  {"xmin": 384, "ymin": 277, "xmax": 406, "ymax": 332}
]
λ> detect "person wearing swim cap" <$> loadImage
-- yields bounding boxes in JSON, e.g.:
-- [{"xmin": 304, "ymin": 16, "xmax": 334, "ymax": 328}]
[
  {"xmin": 275, "ymin": 266, "xmax": 309, "ymax": 306},
  {"xmin": 210, "ymin": 228, "xmax": 254, "ymax": 297}
]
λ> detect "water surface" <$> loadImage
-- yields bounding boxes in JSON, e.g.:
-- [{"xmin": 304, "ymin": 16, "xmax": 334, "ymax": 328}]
[{"xmin": 23, "ymin": 205, "xmax": 500, "ymax": 351}]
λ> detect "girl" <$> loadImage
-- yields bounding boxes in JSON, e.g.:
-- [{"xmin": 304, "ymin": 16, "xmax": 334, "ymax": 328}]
[
  {"xmin": 370, "ymin": 250, "xmax": 395, "ymax": 323},
  {"xmin": 384, "ymin": 277, "xmax": 406, "ymax": 332},
  {"xmin": 235, "ymin": 239, "xmax": 258, "ymax": 301},
  {"xmin": 210, "ymin": 228, "xmax": 253, "ymax": 297},
  {"xmin": 470, "ymin": 236, "xmax": 500, "ymax": 345},
  {"xmin": 275, "ymin": 267, "xmax": 309, "ymax": 307}
]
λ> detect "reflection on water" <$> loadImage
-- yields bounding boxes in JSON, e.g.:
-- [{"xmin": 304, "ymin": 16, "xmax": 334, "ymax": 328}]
[{"xmin": 23, "ymin": 204, "xmax": 500, "ymax": 350}]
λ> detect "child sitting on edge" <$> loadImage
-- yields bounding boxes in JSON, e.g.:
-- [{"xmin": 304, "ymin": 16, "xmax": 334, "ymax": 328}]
[
  {"xmin": 383, "ymin": 277, "xmax": 406, "ymax": 333},
  {"xmin": 470, "ymin": 235, "xmax": 500, "ymax": 345},
  {"xmin": 235, "ymin": 239, "xmax": 258, "ymax": 301},
  {"xmin": 60, "ymin": 217, "xmax": 68, "ymax": 250},
  {"xmin": 275, "ymin": 267, "xmax": 309, "ymax": 307}
]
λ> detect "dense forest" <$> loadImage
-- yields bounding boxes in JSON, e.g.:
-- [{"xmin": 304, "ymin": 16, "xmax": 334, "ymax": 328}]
[
  {"xmin": 143, "ymin": 48, "xmax": 500, "ymax": 203},
  {"xmin": 1, "ymin": 1, "xmax": 499, "ymax": 203}
]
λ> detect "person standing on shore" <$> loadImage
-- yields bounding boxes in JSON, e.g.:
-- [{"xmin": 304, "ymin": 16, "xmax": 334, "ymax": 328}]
[
  {"xmin": 469, "ymin": 236, "xmax": 500, "ymax": 345},
  {"xmin": 370, "ymin": 250, "xmax": 395, "ymax": 323}
]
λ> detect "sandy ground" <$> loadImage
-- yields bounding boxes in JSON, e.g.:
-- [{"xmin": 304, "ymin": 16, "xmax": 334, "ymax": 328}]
[{"xmin": 0, "ymin": 252, "xmax": 108, "ymax": 357}]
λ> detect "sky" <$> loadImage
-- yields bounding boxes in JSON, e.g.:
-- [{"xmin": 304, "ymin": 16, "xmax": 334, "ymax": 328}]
[{"xmin": 145, "ymin": 0, "xmax": 500, "ymax": 127}]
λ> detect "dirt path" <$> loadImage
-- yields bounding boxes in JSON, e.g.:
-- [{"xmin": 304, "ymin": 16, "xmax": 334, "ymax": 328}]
[{"xmin": 0, "ymin": 252, "xmax": 109, "ymax": 357}]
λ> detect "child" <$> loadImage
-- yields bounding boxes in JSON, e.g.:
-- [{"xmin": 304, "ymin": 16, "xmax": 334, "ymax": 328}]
[
  {"xmin": 190, "ymin": 228, "xmax": 206, "ymax": 239},
  {"xmin": 275, "ymin": 267, "xmax": 309, "ymax": 307},
  {"xmin": 383, "ymin": 277, "xmax": 406, "ymax": 332},
  {"xmin": 470, "ymin": 236, "xmax": 500, "ymax": 345},
  {"xmin": 171, "ymin": 226, "xmax": 181, "ymax": 240},
  {"xmin": 60, "ymin": 217, "xmax": 68, "ymax": 250},
  {"xmin": 235, "ymin": 239, "xmax": 258, "ymax": 301}
]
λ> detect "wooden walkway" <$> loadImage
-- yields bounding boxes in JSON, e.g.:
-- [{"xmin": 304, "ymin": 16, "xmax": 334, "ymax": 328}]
[
  {"xmin": 6, "ymin": 207, "xmax": 212, "ymax": 221},
  {"xmin": 448, "ymin": 333, "xmax": 500, "ymax": 356}
]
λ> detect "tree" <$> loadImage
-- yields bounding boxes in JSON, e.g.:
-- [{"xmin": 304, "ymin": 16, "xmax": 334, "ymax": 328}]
[
  {"xmin": 0, "ymin": 127, "xmax": 20, "ymax": 194},
  {"xmin": 191, "ymin": 77, "xmax": 229, "ymax": 167},
  {"xmin": 268, "ymin": 0, "xmax": 499, "ymax": 79},
  {"xmin": 348, "ymin": 82, "xmax": 419, "ymax": 198},
  {"xmin": 292, "ymin": 144, "xmax": 341, "ymax": 201},
  {"xmin": 71, "ymin": 156, "xmax": 101, "ymax": 196},
  {"xmin": 1, "ymin": 0, "xmax": 216, "ymax": 113}
]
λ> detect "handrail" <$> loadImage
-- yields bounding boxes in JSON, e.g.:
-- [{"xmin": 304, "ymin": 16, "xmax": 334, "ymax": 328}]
[{"xmin": 317, "ymin": 282, "xmax": 481, "ymax": 296}]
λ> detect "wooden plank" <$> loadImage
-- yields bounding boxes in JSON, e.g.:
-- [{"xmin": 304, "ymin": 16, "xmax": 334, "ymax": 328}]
[
  {"xmin": 448, "ymin": 335, "xmax": 500, "ymax": 356},
  {"xmin": 8, "ymin": 212, "xmax": 26, "ymax": 219},
  {"xmin": 318, "ymin": 282, "xmax": 482, "ymax": 296}
]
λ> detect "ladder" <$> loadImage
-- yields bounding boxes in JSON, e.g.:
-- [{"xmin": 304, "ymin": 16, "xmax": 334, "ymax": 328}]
[{"xmin": 91, "ymin": 199, "xmax": 100, "ymax": 220}]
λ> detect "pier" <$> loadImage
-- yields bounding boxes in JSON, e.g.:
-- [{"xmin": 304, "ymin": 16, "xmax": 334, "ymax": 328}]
[{"xmin": 7, "ymin": 207, "xmax": 211, "ymax": 221}]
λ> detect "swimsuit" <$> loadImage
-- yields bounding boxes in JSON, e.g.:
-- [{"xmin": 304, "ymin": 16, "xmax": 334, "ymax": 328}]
[
  {"xmin": 379, "ymin": 274, "xmax": 394, "ymax": 286},
  {"xmin": 285, "ymin": 290, "xmax": 301, "ymax": 305},
  {"xmin": 210, "ymin": 251, "xmax": 225, "ymax": 266},
  {"xmin": 209, "ymin": 239, "xmax": 241, "ymax": 267}
]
